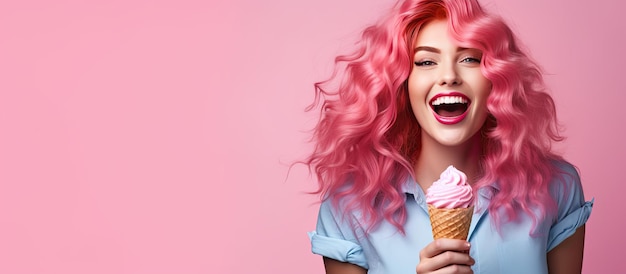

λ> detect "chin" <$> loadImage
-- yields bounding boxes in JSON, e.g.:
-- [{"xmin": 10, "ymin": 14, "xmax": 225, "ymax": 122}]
[
  {"xmin": 428, "ymin": 127, "xmax": 483, "ymax": 147},
  {"xmin": 435, "ymin": 137, "xmax": 472, "ymax": 147}
]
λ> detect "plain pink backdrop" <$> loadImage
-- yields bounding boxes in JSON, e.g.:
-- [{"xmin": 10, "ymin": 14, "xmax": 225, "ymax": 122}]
[{"xmin": 0, "ymin": 0, "xmax": 622, "ymax": 273}]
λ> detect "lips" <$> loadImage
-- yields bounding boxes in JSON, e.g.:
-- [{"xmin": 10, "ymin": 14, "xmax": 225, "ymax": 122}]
[{"xmin": 429, "ymin": 92, "xmax": 471, "ymax": 125}]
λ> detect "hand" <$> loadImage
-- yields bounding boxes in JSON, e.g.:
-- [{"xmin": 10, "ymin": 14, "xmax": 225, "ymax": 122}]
[{"xmin": 415, "ymin": 239, "xmax": 474, "ymax": 274}]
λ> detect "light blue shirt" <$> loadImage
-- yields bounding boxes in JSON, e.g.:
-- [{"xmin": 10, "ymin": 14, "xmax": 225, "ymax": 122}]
[{"xmin": 309, "ymin": 161, "xmax": 593, "ymax": 273}]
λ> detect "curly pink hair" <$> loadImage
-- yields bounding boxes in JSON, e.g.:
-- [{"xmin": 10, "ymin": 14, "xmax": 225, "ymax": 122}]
[{"xmin": 306, "ymin": 0, "xmax": 564, "ymax": 233}]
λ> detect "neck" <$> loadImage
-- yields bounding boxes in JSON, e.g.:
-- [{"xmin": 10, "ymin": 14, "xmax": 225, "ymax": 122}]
[{"xmin": 414, "ymin": 133, "xmax": 482, "ymax": 192}]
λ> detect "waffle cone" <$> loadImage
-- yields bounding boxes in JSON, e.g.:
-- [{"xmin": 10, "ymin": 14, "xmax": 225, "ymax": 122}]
[{"xmin": 428, "ymin": 204, "xmax": 474, "ymax": 240}]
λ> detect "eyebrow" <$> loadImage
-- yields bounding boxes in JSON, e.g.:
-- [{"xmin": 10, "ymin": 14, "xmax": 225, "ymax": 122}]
[
  {"xmin": 414, "ymin": 46, "xmax": 472, "ymax": 53},
  {"xmin": 414, "ymin": 46, "xmax": 440, "ymax": 53}
]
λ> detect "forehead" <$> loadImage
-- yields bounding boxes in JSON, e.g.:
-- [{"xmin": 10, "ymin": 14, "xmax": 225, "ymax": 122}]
[{"xmin": 414, "ymin": 19, "xmax": 454, "ymax": 48}]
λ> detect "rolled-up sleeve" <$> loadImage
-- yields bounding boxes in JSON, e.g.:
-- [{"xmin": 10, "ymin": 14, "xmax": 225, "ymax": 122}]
[
  {"xmin": 547, "ymin": 162, "xmax": 594, "ymax": 252},
  {"xmin": 547, "ymin": 199, "xmax": 593, "ymax": 251},
  {"xmin": 308, "ymin": 199, "xmax": 368, "ymax": 269}
]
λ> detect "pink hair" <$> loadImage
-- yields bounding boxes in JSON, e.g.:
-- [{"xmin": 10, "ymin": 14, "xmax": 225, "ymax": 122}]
[{"xmin": 306, "ymin": 0, "xmax": 564, "ymax": 233}]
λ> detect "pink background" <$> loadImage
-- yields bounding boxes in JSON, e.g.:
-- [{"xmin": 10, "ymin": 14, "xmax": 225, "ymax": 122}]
[{"xmin": 0, "ymin": 0, "xmax": 622, "ymax": 273}]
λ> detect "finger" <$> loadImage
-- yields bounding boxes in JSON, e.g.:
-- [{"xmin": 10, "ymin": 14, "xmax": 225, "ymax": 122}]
[
  {"xmin": 429, "ymin": 251, "xmax": 474, "ymax": 268},
  {"xmin": 430, "ymin": 264, "xmax": 473, "ymax": 274},
  {"xmin": 416, "ymin": 257, "xmax": 474, "ymax": 274},
  {"xmin": 417, "ymin": 251, "xmax": 474, "ymax": 272},
  {"xmin": 419, "ymin": 239, "xmax": 471, "ymax": 259}
]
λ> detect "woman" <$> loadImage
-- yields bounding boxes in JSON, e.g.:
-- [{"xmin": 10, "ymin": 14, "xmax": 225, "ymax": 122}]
[{"xmin": 306, "ymin": 0, "xmax": 593, "ymax": 273}]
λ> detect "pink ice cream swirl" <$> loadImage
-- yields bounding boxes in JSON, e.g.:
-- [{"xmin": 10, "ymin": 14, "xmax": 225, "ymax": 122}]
[{"xmin": 425, "ymin": 165, "xmax": 473, "ymax": 209}]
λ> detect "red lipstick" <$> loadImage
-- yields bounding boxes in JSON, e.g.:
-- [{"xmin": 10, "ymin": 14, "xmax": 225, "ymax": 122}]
[{"xmin": 429, "ymin": 92, "xmax": 471, "ymax": 125}]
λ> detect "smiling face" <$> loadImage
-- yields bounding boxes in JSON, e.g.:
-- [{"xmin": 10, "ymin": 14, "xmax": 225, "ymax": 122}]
[{"xmin": 408, "ymin": 19, "xmax": 492, "ymax": 147}]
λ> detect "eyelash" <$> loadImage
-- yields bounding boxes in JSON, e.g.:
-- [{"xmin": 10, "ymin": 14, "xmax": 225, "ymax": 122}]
[
  {"xmin": 414, "ymin": 57, "xmax": 482, "ymax": 67},
  {"xmin": 461, "ymin": 57, "xmax": 481, "ymax": 63},
  {"xmin": 414, "ymin": 61, "xmax": 435, "ymax": 66}
]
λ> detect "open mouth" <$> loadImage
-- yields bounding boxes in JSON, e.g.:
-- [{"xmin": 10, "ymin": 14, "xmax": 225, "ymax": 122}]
[{"xmin": 430, "ymin": 95, "xmax": 470, "ymax": 117}]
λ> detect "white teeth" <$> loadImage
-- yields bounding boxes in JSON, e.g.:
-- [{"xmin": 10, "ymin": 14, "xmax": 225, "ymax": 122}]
[{"xmin": 431, "ymin": 96, "xmax": 468, "ymax": 106}]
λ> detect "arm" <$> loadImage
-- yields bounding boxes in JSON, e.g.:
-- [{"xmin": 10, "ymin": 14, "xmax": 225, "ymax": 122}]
[
  {"xmin": 547, "ymin": 225, "xmax": 585, "ymax": 274},
  {"xmin": 323, "ymin": 257, "xmax": 367, "ymax": 274},
  {"xmin": 312, "ymin": 201, "xmax": 368, "ymax": 273}
]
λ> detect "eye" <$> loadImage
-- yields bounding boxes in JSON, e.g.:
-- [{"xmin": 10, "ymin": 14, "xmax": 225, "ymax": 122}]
[
  {"xmin": 414, "ymin": 60, "xmax": 436, "ymax": 66},
  {"xmin": 461, "ymin": 57, "xmax": 481, "ymax": 64}
]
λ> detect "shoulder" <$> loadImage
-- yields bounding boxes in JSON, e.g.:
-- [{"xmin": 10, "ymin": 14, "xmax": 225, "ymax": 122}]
[
  {"xmin": 551, "ymin": 159, "xmax": 580, "ymax": 184},
  {"xmin": 316, "ymin": 195, "xmax": 366, "ymax": 234},
  {"xmin": 545, "ymin": 159, "xmax": 593, "ymax": 251},
  {"xmin": 548, "ymin": 160, "xmax": 584, "ymax": 207}
]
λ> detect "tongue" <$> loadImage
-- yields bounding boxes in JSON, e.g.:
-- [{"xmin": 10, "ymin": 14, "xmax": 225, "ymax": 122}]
[{"xmin": 436, "ymin": 104, "xmax": 466, "ymax": 117}]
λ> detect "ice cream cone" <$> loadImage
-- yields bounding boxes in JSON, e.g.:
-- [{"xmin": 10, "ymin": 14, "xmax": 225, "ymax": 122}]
[{"xmin": 428, "ymin": 204, "xmax": 474, "ymax": 240}]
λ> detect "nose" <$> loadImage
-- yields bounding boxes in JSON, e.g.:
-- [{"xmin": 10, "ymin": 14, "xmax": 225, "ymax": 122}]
[{"xmin": 438, "ymin": 62, "xmax": 462, "ymax": 86}]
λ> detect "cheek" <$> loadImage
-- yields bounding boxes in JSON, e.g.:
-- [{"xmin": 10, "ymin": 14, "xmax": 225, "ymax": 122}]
[
  {"xmin": 407, "ymin": 73, "xmax": 429, "ymax": 101},
  {"xmin": 407, "ymin": 87, "xmax": 426, "ymax": 115},
  {"xmin": 475, "ymin": 78, "xmax": 492, "ymax": 105}
]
